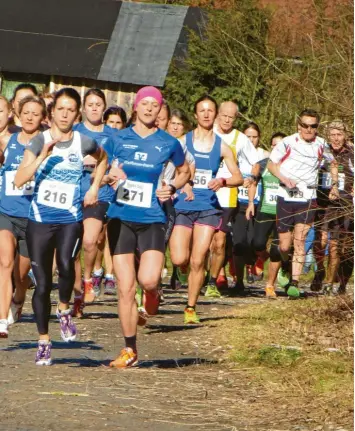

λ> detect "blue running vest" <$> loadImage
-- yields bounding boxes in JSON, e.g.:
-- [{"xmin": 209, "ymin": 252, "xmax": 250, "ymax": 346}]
[
  {"xmin": 0, "ymin": 133, "xmax": 35, "ymax": 218},
  {"xmin": 174, "ymin": 132, "xmax": 222, "ymax": 211}
]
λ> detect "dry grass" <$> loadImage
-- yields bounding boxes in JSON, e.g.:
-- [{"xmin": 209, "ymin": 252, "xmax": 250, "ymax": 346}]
[{"xmin": 218, "ymin": 295, "xmax": 354, "ymax": 426}]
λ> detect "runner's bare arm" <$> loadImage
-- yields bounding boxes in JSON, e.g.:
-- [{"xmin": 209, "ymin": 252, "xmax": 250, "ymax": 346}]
[
  {"xmin": 14, "ymin": 140, "xmax": 58, "ymax": 188},
  {"xmin": 156, "ymin": 160, "xmax": 190, "ymax": 201},
  {"xmin": 172, "ymin": 160, "xmax": 190, "ymax": 190},
  {"xmin": 329, "ymin": 159, "xmax": 339, "ymax": 201},
  {"xmin": 267, "ymin": 160, "xmax": 296, "ymax": 189},
  {"xmin": 83, "ymin": 147, "xmax": 108, "ymax": 207},
  {"xmin": 208, "ymin": 143, "xmax": 243, "ymax": 191}
]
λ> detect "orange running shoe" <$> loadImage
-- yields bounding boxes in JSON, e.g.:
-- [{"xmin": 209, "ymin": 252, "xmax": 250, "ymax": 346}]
[
  {"xmin": 109, "ymin": 348, "xmax": 138, "ymax": 368},
  {"xmin": 73, "ymin": 295, "xmax": 85, "ymax": 318},
  {"xmin": 265, "ymin": 285, "xmax": 277, "ymax": 299},
  {"xmin": 143, "ymin": 290, "xmax": 160, "ymax": 316},
  {"xmin": 83, "ymin": 279, "xmax": 95, "ymax": 303}
]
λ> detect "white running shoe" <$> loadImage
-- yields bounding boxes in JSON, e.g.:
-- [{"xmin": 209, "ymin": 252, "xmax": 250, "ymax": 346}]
[
  {"xmin": 56, "ymin": 308, "xmax": 77, "ymax": 342},
  {"xmin": 0, "ymin": 319, "xmax": 9, "ymax": 338},
  {"xmin": 7, "ymin": 300, "xmax": 23, "ymax": 326}
]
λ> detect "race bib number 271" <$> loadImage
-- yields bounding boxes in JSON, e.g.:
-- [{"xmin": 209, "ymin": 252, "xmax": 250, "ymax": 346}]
[{"xmin": 116, "ymin": 180, "xmax": 153, "ymax": 208}]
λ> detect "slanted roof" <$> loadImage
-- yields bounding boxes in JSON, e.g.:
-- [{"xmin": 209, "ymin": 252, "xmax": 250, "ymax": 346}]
[{"xmin": 0, "ymin": 0, "xmax": 205, "ymax": 87}]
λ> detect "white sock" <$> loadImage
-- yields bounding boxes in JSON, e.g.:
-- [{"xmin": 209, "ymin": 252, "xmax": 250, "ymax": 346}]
[{"xmin": 105, "ymin": 274, "xmax": 114, "ymax": 280}]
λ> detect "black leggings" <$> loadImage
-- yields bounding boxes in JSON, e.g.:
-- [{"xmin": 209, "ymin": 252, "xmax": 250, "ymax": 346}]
[
  {"xmin": 253, "ymin": 212, "xmax": 281, "ymax": 262},
  {"xmin": 26, "ymin": 220, "xmax": 83, "ymax": 334},
  {"xmin": 232, "ymin": 204, "xmax": 255, "ymax": 265}
]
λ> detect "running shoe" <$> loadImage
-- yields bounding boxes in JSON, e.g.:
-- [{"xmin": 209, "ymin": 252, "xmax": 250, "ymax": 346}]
[
  {"xmin": 246, "ymin": 265, "xmax": 254, "ymax": 284},
  {"xmin": 177, "ymin": 267, "xmax": 188, "ymax": 285},
  {"xmin": 204, "ymin": 283, "xmax": 221, "ymax": 298},
  {"xmin": 322, "ymin": 283, "xmax": 333, "ymax": 296},
  {"xmin": 7, "ymin": 299, "xmax": 24, "ymax": 325},
  {"xmin": 310, "ymin": 269, "xmax": 325, "ymax": 292},
  {"xmin": 137, "ymin": 306, "xmax": 148, "ymax": 326},
  {"xmin": 265, "ymin": 285, "xmax": 277, "ymax": 299},
  {"xmin": 143, "ymin": 289, "xmax": 160, "ymax": 316},
  {"xmin": 287, "ymin": 283, "xmax": 300, "ymax": 299},
  {"xmin": 83, "ymin": 279, "xmax": 96, "ymax": 303},
  {"xmin": 337, "ymin": 284, "xmax": 346, "ymax": 295},
  {"xmin": 232, "ymin": 281, "xmax": 246, "ymax": 296},
  {"xmin": 35, "ymin": 341, "xmax": 52, "ymax": 366},
  {"xmin": 216, "ymin": 275, "xmax": 228, "ymax": 290},
  {"xmin": 72, "ymin": 295, "xmax": 85, "ymax": 318},
  {"xmin": 252, "ymin": 257, "xmax": 265, "ymax": 281},
  {"xmin": 92, "ymin": 273, "xmax": 103, "ymax": 297},
  {"xmin": 56, "ymin": 308, "xmax": 77, "ymax": 342},
  {"xmin": 109, "ymin": 347, "xmax": 138, "ymax": 368},
  {"xmin": 184, "ymin": 307, "xmax": 200, "ymax": 324},
  {"xmin": 0, "ymin": 319, "xmax": 8, "ymax": 338},
  {"xmin": 103, "ymin": 278, "xmax": 116, "ymax": 296},
  {"xmin": 277, "ymin": 264, "xmax": 290, "ymax": 288}
]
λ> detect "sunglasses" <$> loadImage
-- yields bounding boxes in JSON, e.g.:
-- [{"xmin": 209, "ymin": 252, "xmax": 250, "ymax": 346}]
[{"xmin": 299, "ymin": 121, "xmax": 318, "ymax": 129}]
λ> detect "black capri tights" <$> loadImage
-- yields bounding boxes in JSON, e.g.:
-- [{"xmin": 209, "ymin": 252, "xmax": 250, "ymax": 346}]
[
  {"xmin": 26, "ymin": 220, "xmax": 83, "ymax": 335},
  {"xmin": 232, "ymin": 204, "xmax": 255, "ymax": 265},
  {"xmin": 253, "ymin": 212, "xmax": 280, "ymax": 262}
]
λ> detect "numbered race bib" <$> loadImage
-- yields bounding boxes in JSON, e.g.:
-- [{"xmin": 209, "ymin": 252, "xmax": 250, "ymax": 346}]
[
  {"xmin": 283, "ymin": 185, "xmax": 315, "ymax": 202},
  {"xmin": 194, "ymin": 169, "xmax": 212, "ymax": 189},
  {"xmin": 116, "ymin": 180, "xmax": 153, "ymax": 208},
  {"xmin": 321, "ymin": 172, "xmax": 345, "ymax": 191},
  {"xmin": 264, "ymin": 188, "xmax": 278, "ymax": 205},
  {"xmin": 5, "ymin": 171, "xmax": 34, "ymax": 196},
  {"xmin": 37, "ymin": 180, "xmax": 75, "ymax": 210},
  {"xmin": 238, "ymin": 183, "xmax": 261, "ymax": 203}
]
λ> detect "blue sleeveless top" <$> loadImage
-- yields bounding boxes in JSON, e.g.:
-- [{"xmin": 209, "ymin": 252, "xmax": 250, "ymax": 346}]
[
  {"xmin": 174, "ymin": 131, "xmax": 222, "ymax": 211},
  {"xmin": 29, "ymin": 130, "xmax": 84, "ymax": 224},
  {"xmin": 0, "ymin": 133, "xmax": 34, "ymax": 218}
]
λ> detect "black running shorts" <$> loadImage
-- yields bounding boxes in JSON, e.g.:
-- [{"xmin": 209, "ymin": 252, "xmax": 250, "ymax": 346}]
[
  {"xmin": 174, "ymin": 209, "xmax": 222, "ymax": 230},
  {"xmin": 0, "ymin": 212, "xmax": 29, "ymax": 257},
  {"xmin": 83, "ymin": 201, "xmax": 109, "ymax": 223},
  {"xmin": 107, "ymin": 219, "xmax": 166, "ymax": 255},
  {"xmin": 276, "ymin": 197, "xmax": 317, "ymax": 233}
]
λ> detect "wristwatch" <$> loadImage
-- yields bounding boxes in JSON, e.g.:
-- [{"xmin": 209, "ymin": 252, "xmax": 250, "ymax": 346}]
[
  {"xmin": 168, "ymin": 184, "xmax": 177, "ymax": 194},
  {"xmin": 188, "ymin": 180, "xmax": 194, "ymax": 186},
  {"xmin": 220, "ymin": 178, "xmax": 227, "ymax": 187}
]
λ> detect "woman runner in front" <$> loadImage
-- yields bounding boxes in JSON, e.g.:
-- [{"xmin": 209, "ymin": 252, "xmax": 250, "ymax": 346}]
[
  {"xmin": 105, "ymin": 86, "xmax": 190, "ymax": 368},
  {"xmin": 15, "ymin": 88, "xmax": 107, "ymax": 365}
]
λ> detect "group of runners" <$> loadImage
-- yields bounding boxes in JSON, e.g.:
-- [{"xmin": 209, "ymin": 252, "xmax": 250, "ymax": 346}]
[{"xmin": 0, "ymin": 82, "xmax": 353, "ymax": 368}]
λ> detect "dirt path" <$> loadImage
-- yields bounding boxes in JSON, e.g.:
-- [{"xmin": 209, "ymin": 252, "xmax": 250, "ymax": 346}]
[{"xmin": 0, "ymin": 286, "xmax": 350, "ymax": 431}]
